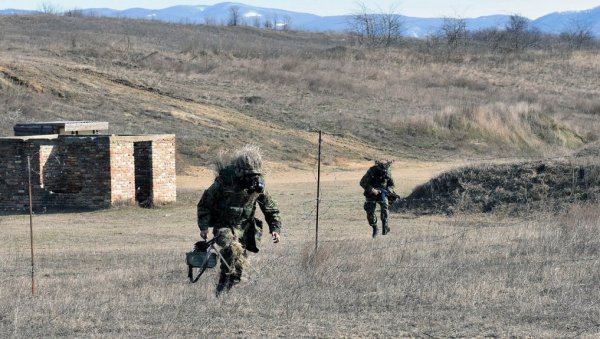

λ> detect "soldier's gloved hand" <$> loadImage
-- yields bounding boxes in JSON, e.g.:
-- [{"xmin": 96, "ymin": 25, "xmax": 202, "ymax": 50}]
[
  {"xmin": 371, "ymin": 188, "xmax": 381, "ymax": 195},
  {"xmin": 271, "ymin": 232, "xmax": 280, "ymax": 243},
  {"xmin": 200, "ymin": 229, "xmax": 209, "ymax": 240}
]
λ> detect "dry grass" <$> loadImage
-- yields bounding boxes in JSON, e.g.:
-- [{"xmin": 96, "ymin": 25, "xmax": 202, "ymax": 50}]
[
  {"xmin": 1, "ymin": 168, "xmax": 599, "ymax": 337},
  {"xmin": 1, "ymin": 15, "xmax": 600, "ymax": 169},
  {"xmin": 1, "ymin": 15, "xmax": 600, "ymax": 336},
  {"xmin": 395, "ymin": 102, "xmax": 585, "ymax": 154}
]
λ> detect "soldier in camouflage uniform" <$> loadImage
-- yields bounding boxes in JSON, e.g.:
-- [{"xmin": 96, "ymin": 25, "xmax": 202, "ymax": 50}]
[
  {"xmin": 197, "ymin": 146, "xmax": 282, "ymax": 295},
  {"xmin": 360, "ymin": 160, "xmax": 396, "ymax": 238}
]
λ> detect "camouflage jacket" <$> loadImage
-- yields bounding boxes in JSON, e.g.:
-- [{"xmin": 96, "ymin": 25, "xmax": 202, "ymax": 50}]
[
  {"xmin": 197, "ymin": 174, "xmax": 281, "ymax": 252},
  {"xmin": 360, "ymin": 166, "xmax": 396, "ymax": 198}
]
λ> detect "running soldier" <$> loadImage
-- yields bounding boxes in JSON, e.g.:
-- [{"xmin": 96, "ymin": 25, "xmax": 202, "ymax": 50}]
[
  {"xmin": 197, "ymin": 145, "xmax": 282, "ymax": 295},
  {"xmin": 360, "ymin": 160, "xmax": 397, "ymax": 238}
]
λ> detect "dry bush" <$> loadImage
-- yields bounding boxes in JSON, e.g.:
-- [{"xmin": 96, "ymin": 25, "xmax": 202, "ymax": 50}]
[{"xmin": 393, "ymin": 102, "xmax": 584, "ymax": 153}]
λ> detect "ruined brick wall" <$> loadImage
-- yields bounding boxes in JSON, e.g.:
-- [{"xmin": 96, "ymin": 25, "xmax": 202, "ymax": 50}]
[
  {"xmin": 150, "ymin": 136, "xmax": 176, "ymax": 204},
  {"xmin": 0, "ymin": 139, "xmax": 32, "ymax": 211},
  {"xmin": 0, "ymin": 134, "xmax": 176, "ymax": 213},
  {"xmin": 109, "ymin": 139, "xmax": 135, "ymax": 205},
  {"xmin": 109, "ymin": 135, "xmax": 177, "ymax": 206},
  {"xmin": 0, "ymin": 137, "xmax": 112, "ymax": 212},
  {"xmin": 46, "ymin": 137, "xmax": 112, "ymax": 209}
]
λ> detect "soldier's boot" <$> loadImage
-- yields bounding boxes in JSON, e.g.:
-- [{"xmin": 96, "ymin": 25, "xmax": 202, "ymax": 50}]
[
  {"xmin": 216, "ymin": 273, "xmax": 230, "ymax": 297},
  {"xmin": 382, "ymin": 221, "xmax": 390, "ymax": 235},
  {"xmin": 371, "ymin": 225, "xmax": 379, "ymax": 238},
  {"xmin": 229, "ymin": 270, "xmax": 242, "ymax": 288}
]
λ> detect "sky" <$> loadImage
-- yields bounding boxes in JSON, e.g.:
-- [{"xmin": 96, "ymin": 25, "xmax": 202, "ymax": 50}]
[{"xmin": 1, "ymin": 1, "xmax": 599, "ymax": 19}]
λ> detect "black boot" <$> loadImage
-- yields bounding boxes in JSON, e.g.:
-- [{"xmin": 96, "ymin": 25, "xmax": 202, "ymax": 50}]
[
  {"xmin": 371, "ymin": 226, "xmax": 379, "ymax": 238},
  {"xmin": 382, "ymin": 221, "xmax": 390, "ymax": 235}
]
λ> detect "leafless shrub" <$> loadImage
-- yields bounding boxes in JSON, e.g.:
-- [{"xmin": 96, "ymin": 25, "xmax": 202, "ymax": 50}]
[
  {"xmin": 281, "ymin": 15, "xmax": 292, "ymax": 31},
  {"xmin": 439, "ymin": 17, "xmax": 468, "ymax": 58},
  {"xmin": 349, "ymin": 2, "xmax": 402, "ymax": 47},
  {"xmin": 495, "ymin": 15, "xmax": 542, "ymax": 54},
  {"xmin": 38, "ymin": 2, "xmax": 62, "ymax": 15},
  {"xmin": 227, "ymin": 5, "xmax": 241, "ymax": 27},
  {"xmin": 560, "ymin": 20, "xmax": 596, "ymax": 51}
]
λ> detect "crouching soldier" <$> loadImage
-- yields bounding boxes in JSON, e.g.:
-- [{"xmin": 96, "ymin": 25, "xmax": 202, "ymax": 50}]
[
  {"xmin": 197, "ymin": 145, "xmax": 282, "ymax": 295},
  {"xmin": 360, "ymin": 160, "xmax": 397, "ymax": 238}
]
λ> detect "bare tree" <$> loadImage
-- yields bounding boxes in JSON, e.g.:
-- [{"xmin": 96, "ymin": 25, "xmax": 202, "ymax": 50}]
[
  {"xmin": 271, "ymin": 13, "xmax": 280, "ymax": 30},
  {"xmin": 440, "ymin": 17, "xmax": 468, "ymax": 52},
  {"xmin": 263, "ymin": 18, "xmax": 273, "ymax": 29},
  {"xmin": 252, "ymin": 15, "xmax": 261, "ymax": 28},
  {"xmin": 38, "ymin": 2, "xmax": 61, "ymax": 15},
  {"xmin": 228, "ymin": 5, "xmax": 241, "ymax": 26},
  {"xmin": 503, "ymin": 14, "xmax": 539, "ymax": 53},
  {"xmin": 281, "ymin": 15, "xmax": 292, "ymax": 31},
  {"xmin": 380, "ymin": 4, "xmax": 402, "ymax": 46},
  {"xmin": 560, "ymin": 19, "xmax": 595, "ymax": 50},
  {"xmin": 349, "ymin": 2, "xmax": 402, "ymax": 47},
  {"xmin": 349, "ymin": 2, "xmax": 377, "ymax": 46}
]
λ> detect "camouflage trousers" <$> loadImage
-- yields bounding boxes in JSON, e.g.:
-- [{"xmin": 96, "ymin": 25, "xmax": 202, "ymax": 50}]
[
  {"xmin": 364, "ymin": 198, "xmax": 389, "ymax": 229},
  {"xmin": 214, "ymin": 228, "xmax": 248, "ymax": 294}
]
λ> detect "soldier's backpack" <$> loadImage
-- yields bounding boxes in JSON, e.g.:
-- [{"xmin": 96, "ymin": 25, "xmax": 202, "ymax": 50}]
[{"xmin": 186, "ymin": 240, "xmax": 218, "ymax": 283}]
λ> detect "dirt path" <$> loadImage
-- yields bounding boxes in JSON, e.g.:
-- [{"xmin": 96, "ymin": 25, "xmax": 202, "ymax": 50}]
[{"xmin": 178, "ymin": 159, "xmax": 466, "ymax": 195}]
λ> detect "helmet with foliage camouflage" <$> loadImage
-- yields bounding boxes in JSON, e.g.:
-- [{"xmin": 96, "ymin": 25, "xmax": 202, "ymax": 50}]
[
  {"xmin": 374, "ymin": 159, "xmax": 394, "ymax": 178},
  {"xmin": 215, "ymin": 145, "xmax": 263, "ymax": 178},
  {"xmin": 375, "ymin": 159, "xmax": 393, "ymax": 170}
]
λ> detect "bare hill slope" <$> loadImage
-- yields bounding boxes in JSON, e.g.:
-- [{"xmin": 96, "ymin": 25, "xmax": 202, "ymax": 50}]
[{"xmin": 1, "ymin": 15, "xmax": 599, "ymax": 170}]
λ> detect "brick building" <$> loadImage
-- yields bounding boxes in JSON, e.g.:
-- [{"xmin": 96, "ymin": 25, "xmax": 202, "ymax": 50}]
[{"xmin": 0, "ymin": 122, "xmax": 176, "ymax": 212}]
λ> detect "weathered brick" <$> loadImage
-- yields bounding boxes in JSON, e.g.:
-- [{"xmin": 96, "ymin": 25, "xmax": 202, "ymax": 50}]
[{"xmin": 0, "ymin": 134, "xmax": 176, "ymax": 212}]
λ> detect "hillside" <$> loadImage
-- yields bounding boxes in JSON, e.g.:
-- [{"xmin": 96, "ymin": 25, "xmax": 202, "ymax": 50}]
[{"xmin": 1, "ymin": 15, "xmax": 599, "ymax": 172}]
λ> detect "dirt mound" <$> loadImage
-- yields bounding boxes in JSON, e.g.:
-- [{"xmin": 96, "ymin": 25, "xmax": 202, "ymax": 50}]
[{"xmin": 395, "ymin": 160, "xmax": 600, "ymax": 215}]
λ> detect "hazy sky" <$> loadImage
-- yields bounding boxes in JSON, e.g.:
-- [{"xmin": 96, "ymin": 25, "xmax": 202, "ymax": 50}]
[{"xmin": 1, "ymin": 1, "xmax": 599, "ymax": 19}]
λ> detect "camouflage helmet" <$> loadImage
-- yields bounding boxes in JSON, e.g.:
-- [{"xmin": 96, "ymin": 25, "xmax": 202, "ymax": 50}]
[
  {"xmin": 216, "ymin": 145, "xmax": 263, "ymax": 177},
  {"xmin": 374, "ymin": 159, "xmax": 394, "ymax": 171}
]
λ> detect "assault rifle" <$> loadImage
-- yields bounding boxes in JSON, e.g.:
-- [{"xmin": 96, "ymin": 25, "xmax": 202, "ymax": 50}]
[{"xmin": 378, "ymin": 187, "xmax": 400, "ymax": 203}]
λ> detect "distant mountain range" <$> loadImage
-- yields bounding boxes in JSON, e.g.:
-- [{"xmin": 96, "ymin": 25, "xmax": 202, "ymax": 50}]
[{"xmin": 2, "ymin": 2, "xmax": 599, "ymax": 37}]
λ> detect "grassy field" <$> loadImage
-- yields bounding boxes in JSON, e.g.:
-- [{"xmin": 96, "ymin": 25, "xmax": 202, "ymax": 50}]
[
  {"xmin": 1, "ymin": 14, "xmax": 600, "ymax": 337},
  {"xmin": 1, "ymin": 164, "xmax": 599, "ymax": 337}
]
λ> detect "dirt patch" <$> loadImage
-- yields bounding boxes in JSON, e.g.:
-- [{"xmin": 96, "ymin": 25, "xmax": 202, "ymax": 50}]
[
  {"xmin": 177, "ymin": 159, "xmax": 462, "ymax": 194},
  {"xmin": 396, "ymin": 159, "xmax": 600, "ymax": 215}
]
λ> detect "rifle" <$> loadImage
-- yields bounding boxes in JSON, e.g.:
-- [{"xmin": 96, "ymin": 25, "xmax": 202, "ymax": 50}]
[{"xmin": 378, "ymin": 187, "xmax": 400, "ymax": 203}]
